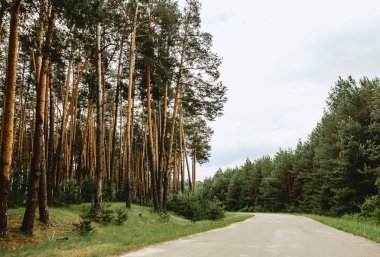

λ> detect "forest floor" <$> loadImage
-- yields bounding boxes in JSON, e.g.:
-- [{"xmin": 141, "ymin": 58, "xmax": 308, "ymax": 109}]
[{"xmin": 0, "ymin": 203, "xmax": 251, "ymax": 257}]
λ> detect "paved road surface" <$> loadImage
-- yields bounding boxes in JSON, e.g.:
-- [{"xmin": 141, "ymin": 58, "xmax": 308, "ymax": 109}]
[{"xmin": 121, "ymin": 213, "xmax": 380, "ymax": 257}]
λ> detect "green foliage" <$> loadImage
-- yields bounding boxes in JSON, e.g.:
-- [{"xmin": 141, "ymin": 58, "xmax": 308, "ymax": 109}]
[
  {"xmin": 206, "ymin": 200, "xmax": 225, "ymax": 220},
  {"xmin": 116, "ymin": 180, "xmax": 127, "ymax": 202},
  {"xmin": 53, "ymin": 179, "xmax": 82, "ymax": 206},
  {"xmin": 81, "ymin": 203, "xmax": 115, "ymax": 224},
  {"xmin": 238, "ymin": 206, "xmax": 255, "ymax": 212},
  {"xmin": 115, "ymin": 207, "xmax": 128, "ymax": 225},
  {"xmin": 158, "ymin": 211, "xmax": 171, "ymax": 223},
  {"xmin": 80, "ymin": 176, "xmax": 114, "ymax": 203},
  {"xmin": 77, "ymin": 218, "xmax": 94, "ymax": 235},
  {"xmin": 98, "ymin": 204, "xmax": 115, "ymax": 224},
  {"xmin": 81, "ymin": 176, "xmax": 97, "ymax": 203},
  {"xmin": 3, "ymin": 0, "xmax": 227, "ymax": 215},
  {"xmin": 360, "ymin": 195, "xmax": 380, "ymax": 222},
  {"xmin": 204, "ymin": 77, "xmax": 380, "ymax": 217},
  {"xmin": 9, "ymin": 167, "xmax": 28, "ymax": 208},
  {"xmin": 225, "ymin": 161, "xmax": 256, "ymax": 211},
  {"xmin": 257, "ymin": 177, "xmax": 284, "ymax": 212},
  {"xmin": 167, "ymin": 191, "xmax": 225, "ymax": 222},
  {"xmin": 202, "ymin": 168, "xmax": 232, "ymax": 204},
  {"xmin": 102, "ymin": 177, "xmax": 113, "ymax": 202},
  {"xmin": 80, "ymin": 203, "xmax": 99, "ymax": 221}
]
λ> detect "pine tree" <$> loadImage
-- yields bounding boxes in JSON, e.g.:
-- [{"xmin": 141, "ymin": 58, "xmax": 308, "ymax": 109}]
[{"xmin": 0, "ymin": 0, "xmax": 22, "ymax": 238}]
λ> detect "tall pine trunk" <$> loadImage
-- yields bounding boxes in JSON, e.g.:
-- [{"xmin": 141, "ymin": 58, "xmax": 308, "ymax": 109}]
[
  {"xmin": 192, "ymin": 152, "xmax": 196, "ymax": 191},
  {"xmin": 146, "ymin": 63, "xmax": 159, "ymax": 211},
  {"xmin": 22, "ymin": 5, "xmax": 54, "ymax": 234},
  {"xmin": 0, "ymin": 0, "xmax": 22, "ymax": 238},
  {"xmin": 179, "ymin": 117, "xmax": 185, "ymax": 193},
  {"xmin": 53, "ymin": 50, "xmax": 73, "ymax": 192},
  {"xmin": 16, "ymin": 57, "xmax": 26, "ymax": 162},
  {"xmin": 0, "ymin": 18, "xmax": 3, "ymax": 45},
  {"xmin": 162, "ymin": 18, "xmax": 189, "ymax": 207},
  {"xmin": 124, "ymin": 3, "xmax": 139, "ymax": 208},
  {"xmin": 158, "ymin": 84, "xmax": 167, "ymax": 200},
  {"xmin": 95, "ymin": 22, "xmax": 104, "ymax": 210},
  {"xmin": 162, "ymin": 64, "xmax": 183, "ymax": 207},
  {"xmin": 110, "ymin": 39, "xmax": 123, "ymax": 196},
  {"xmin": 179, "ymin": 105, "xmax": 192, "ymax": 190},
  {"xmin": 47, "ymin": 76, "xmax": 55, "ymax": 204}
]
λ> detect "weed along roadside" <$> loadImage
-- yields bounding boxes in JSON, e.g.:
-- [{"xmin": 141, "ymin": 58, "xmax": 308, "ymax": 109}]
[{"xmin": 307, "ymin": 215, "xmax": 380, "ymax": 244}]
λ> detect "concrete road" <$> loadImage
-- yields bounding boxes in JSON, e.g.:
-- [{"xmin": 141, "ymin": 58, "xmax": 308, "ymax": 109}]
[{"xmin": 121, "ymin": 214, "xmax": 380, "ymax": 257}]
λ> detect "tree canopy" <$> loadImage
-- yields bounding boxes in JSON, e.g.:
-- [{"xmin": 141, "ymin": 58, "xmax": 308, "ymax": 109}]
[{"xmin": 202, "ymin": 77, "xmax": 380, "ymax": 217}]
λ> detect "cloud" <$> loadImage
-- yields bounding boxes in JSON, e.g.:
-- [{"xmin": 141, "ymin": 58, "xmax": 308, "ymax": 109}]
[{"xmin": 178, "ymin": 0, "xmax": 380, "ymax": 181}]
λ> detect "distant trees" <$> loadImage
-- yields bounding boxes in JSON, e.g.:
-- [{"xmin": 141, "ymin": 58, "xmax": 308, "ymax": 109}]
[
  {"xmin": 0, "ymin": 0, "xmax": 226, "ymax": 237},
  {"xmin": 202, "ymin": 77, "xmax": 380, "ymax": 216}
]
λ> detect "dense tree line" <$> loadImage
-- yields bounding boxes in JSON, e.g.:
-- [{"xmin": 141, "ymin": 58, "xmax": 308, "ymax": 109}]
[
  {"xmin": 0, "ymin": 0, "xmax": 227, "ymax": 237},
  {"xmin": 202, "ymin": 77, "xmax": 380, "ymax": 217}
]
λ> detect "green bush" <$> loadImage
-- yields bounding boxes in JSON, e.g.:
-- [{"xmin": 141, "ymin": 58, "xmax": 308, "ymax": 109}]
[
  {"xmin": 80, "ymin": 203, "xmax": 99, "ymax": 221},
  {"xmin": 239, "ymin": 206, "xmax": 255, "ymax": 212},
  {"xmin": 9, "ymin": 167, "xmax": 28, "ymax": 208},
  {"xmin": 77, "ymin": 218, "xmax": 94, "ymax": 235},
  {"xmin": 360, "ymin": 195, "xmax": 380, "ymax": 222},
  {"xmin": 81, "ymin": 176, "xmax": 97, "ymax": 203},
  {"xmin": 53, "ymin": 179, "xmax": 82, "ymax": 206},
  {"xmin": 207, "ymin": 201, "xmax": 225, "ymax": 220},
  {"xmin": 115, "ymin": 207, "xmax": 128, "ymax": 225},
  {"xmin": 102, "ymin": 177, "xmax": 113, "ymax": 202},
  {"xmin": 167, "ymin": 191, "xmax": 225, "ymax": 222},
  {"xmin": 116, "ymin": 180, "xmax": 126, "ymax": 201},
  {"xmin": 98, "ymin": 204, "xmax": 115, "ymax": 224},
  {"xmin": 252, "ymin": 206, "xmax": 267, "ymax": 213},
  {"xmin": 158, "ymin": 211, "xmax": 171, "ymax": 223},
  {"xmin": 81, "ymin": 203, "xmax": 115, "ymax": 224},
  {"xmin": 81, "ymin": 176, "xmax": 115, "ymax": 203}
]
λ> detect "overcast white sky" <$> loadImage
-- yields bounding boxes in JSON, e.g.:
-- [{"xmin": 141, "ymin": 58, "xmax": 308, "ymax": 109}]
[{"xmin": 184, "ymin": 0, "xmax": 380, "ymax": 180}]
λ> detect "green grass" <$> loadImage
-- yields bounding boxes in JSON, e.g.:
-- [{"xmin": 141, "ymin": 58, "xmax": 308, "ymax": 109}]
[
  {"xmin": 0, "ymin": 203, "xmax": 252, "ymax": 257},
  {"xmin": 307, "ymin": 214, "xmax": 380, "ymax": 243}
]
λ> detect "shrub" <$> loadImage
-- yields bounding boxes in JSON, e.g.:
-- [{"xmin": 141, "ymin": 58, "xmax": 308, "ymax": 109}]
[
  {"xmin": 252, "ymin": 206, "xmax": 267, "ymax": 212},
  {"xmin": 81, "ymin": 176, "xmax": 97, "ymax": 203},
  {"xmin": 116, "ymin": 180, "xmax": 126, "ymax": 201},
  {"xmin": 80, "ymin": 203, "xmax": 99, "ymax": 221},
  {"xmin": 286, "ymin": 205, "xmax": 299, "ymax": 213},
  {"xmin": 81, "ymin": 203, "xmax": 115, "ymax": 224},
  {"xmin": 167, "ymin": 191, "xmax": 225, "ymax": 222},
  {"xmin": 98, "ymin": 204, "xmax": 115, "ymax": 224},
  {"xmin": 53, "ymin": 179, "xmax": 82, "ymax": 206},
  {"xmin": 207, "ymin": 200, "xmax": 225, "ymax": 220},
  {"xmin": 158, "ymin": 211, "xmax": 171, "ymax": 223},
  {"xmin": 115, "ymin": 207, "xmax": 128, "ymax": 225},
  {"xmin": 102, "ymin": 177, "xmax": 114, "ymax": 202},
  {"xmin": 9, "ymin": 167, "xmax": 28, "ymax": 208},
  {"xmin": 77, "ymin": 218, "xmax": 94, "ymax": 235},
  {"xmin": 360, "ymin": 195, "xmax": 380, "ymax": 222},
  {"xmin": 239, "ymin": 206, "xmax": 255, "ymax": 212}
]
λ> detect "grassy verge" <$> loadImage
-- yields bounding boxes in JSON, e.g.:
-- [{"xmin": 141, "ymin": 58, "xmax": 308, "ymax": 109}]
[
  {"xmin": 0, "ymin": 203, "xmax": 251, "ymax": 257},
  {"xmin": 307, "ymin": 214, "xmax": 380, "ymax": 243}
]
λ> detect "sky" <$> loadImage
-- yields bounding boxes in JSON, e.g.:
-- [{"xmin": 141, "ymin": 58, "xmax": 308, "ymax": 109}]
[{"xmin": 182, "ymin": 0, "xmax": 380, "ymax": 180}]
